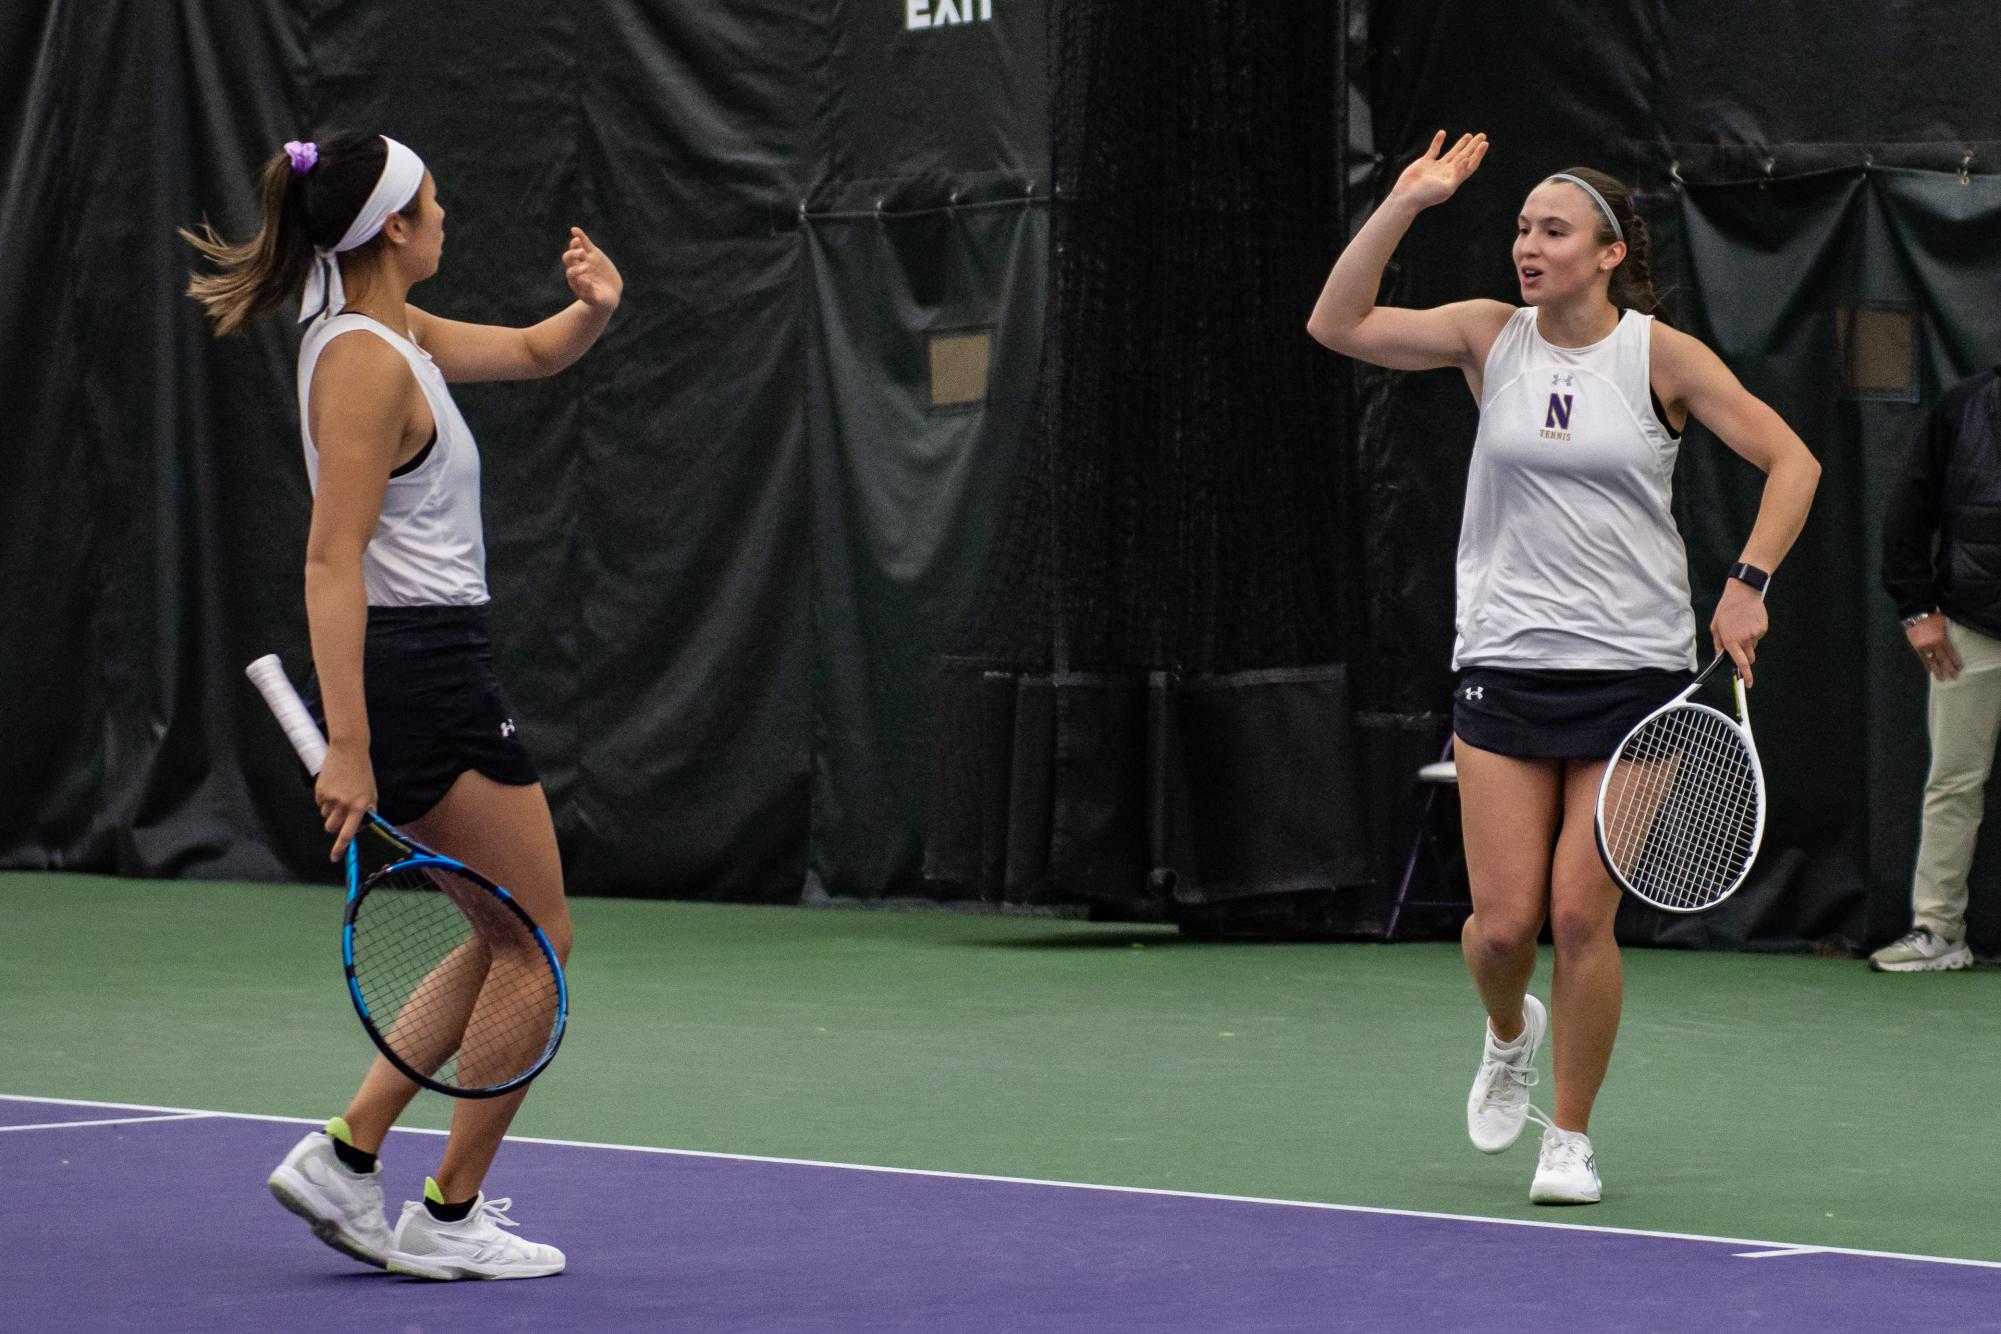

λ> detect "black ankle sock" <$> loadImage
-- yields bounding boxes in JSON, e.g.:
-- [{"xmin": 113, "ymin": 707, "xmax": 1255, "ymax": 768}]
[
  {"xmin": 329, "ymin": 1136, "xmax": 378, "ymax": 1175},
  {"xmin": 425, "ymin": 1195, "xmax": 476, "ymax": 1223}
]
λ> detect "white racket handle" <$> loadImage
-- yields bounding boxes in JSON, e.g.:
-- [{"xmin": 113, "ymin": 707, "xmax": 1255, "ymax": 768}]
[{"xmin": 245, "ymin": 654, "xmax": 329, "ymax": 776}]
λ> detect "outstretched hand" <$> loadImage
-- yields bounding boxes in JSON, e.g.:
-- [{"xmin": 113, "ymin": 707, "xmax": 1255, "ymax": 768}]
[
  {"xmin": 1390, "ymin": 130, "xmax": 1488, "ymax": 210},
  {"xmin": 564, "ymin": 227, "xmax": 622, "ymax": 311}
]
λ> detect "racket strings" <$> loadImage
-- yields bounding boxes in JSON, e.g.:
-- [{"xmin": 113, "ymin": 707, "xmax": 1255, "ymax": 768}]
[
  {"xmin": 349, "ymin": 863, "xmax": 561, "ymax": 1091},
  {"xmin": 1619, "ymin": 726, "xmax": 1755, "ymax": 900},
  {"xmin": 1602, "ymin": 706, "xmax": 1760, "ymax": 911}
]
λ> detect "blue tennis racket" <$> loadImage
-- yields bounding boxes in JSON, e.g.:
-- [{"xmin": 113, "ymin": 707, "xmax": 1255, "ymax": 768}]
[{"xmin": 246, "ymin": 654, "xmax": 567, "ymax": 1098}]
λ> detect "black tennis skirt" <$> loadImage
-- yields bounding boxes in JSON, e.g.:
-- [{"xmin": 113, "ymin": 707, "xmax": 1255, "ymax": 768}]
[
  {"xmin": 302, "ymin": 605, "xmax": 538, "ymax": 825},
  {"xmin": 1452, "ymin": 665, "xmax": 1695, "ymax": 761}
]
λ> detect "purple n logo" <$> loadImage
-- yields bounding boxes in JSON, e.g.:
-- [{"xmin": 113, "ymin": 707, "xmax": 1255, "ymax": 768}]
[{"xmin": 1545, "ymin": 393, "xmax": 1574, "ymax": 430}]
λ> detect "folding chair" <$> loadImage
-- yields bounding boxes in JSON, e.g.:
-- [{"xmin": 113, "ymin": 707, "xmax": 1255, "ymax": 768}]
[{"xmin": 1384, "ymin": 735, "xmax": 1469, "ymax": 939}]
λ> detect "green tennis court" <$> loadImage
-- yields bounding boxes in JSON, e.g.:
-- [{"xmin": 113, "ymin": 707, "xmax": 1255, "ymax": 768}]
[{"xmin": 8, "ymin": 870, "xmax": 1997, "ymax": 1264}]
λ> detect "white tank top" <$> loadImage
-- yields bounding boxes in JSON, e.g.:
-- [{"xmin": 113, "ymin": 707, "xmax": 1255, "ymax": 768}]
[
  {"xmin": 297, "ymin": 313, "xmax": 489, "ymax": 607},
  {"xmin": 1453, "ymin": 306, "xmax": 1695, "ymax": 671}
]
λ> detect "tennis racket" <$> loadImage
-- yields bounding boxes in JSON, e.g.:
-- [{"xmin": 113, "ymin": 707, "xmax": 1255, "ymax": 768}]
[
  {"xmin": 1593, "ymin": 652, "xmax": 1766, "ymax": 913},
  {"xmin": 245, "ymin": 653, "xmax": 567, "ymax": 1098}
]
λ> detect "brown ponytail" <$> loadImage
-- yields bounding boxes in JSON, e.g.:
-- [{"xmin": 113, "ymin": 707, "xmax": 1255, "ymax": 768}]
[
  {"xmin": 182, "ymin": 152, "xmax": 315, "ymax": 335},
  {"xmin": 1553, "ymin": 166, "xmax": 1670, "ymax": 325},
  {"xmin": 181, "ymin": 132, "xmax": 416, "ymax": 335}
]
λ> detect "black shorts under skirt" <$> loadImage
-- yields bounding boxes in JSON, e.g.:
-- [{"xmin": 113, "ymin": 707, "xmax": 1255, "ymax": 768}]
[
  {"xmin": 1452, "ymin": 665, "xmax": 1695, "ymax": 761},
  {"xmin": 303, "ymin": 604, "xmax": 539, "ymax": 825}
]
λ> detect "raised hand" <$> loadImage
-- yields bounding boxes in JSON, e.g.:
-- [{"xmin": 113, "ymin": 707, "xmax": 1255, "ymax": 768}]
[
  {"xmin": 1390, "ymin": 130, "xmax": 1489, "ymax": 211},
  {"xmin": 564, "ymin": 227, "xmax": 622, "ymax": 311}
]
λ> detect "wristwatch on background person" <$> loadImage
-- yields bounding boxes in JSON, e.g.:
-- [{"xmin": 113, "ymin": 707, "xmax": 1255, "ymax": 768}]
[
  {"xmin": 1902, "ymin": 608, "xmax": 1940, "ymax": 628},
  {"xmin": 1726, "ymin": 561, "xmax": 1770, "ymax": 597}
]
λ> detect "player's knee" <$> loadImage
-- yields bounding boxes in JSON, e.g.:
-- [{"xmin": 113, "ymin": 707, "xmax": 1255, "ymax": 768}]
[
  {"xmin": 1471, "ymin": 911, "xmax": 1540, "ymax": 959},
  {"xmin": 1546, "ymin": 897, "xmax": 1615, "ymax": 955}
]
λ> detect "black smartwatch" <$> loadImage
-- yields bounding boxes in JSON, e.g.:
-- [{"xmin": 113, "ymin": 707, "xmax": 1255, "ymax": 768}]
[{"xmin": 1726, "ymin": 561, "xmax": 1770, "ymax": 597}]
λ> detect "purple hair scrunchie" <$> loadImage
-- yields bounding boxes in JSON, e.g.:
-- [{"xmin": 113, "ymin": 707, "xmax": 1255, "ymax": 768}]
[{"xmin": 283, "ymin": 140, "xmax": 319, "ymax": 175}]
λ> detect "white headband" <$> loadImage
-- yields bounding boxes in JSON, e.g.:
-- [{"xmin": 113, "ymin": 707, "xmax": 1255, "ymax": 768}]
[
  {"xmin": 299, "ymin": 136, "xmax": 427, "ymax": 323},
  {"xmin": 1545, "ymin": 173, "xmax": 1625, "ymax": 244}
]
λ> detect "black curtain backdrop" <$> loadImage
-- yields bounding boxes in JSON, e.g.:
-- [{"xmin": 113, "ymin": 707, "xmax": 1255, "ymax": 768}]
[
  {"xmin": 804, "ymin": 200, "xmax": 1048, "ymax": 899},
  {"xmin": 13, "ymin": 0, "xmax": 2001, "ymax": 948},
  {"xmin": 924, "ymin": 1, "xmax": 1378, "ymax": 923},
  {"xmin": 0, "ymin": 0, "xmax": 1045, "ymax": 900}
]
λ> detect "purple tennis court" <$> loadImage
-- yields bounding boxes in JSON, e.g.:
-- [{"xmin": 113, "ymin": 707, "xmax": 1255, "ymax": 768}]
[{"xmin": 6, "ymin": 1094, "xmax": 1997, "ymax": 1333}]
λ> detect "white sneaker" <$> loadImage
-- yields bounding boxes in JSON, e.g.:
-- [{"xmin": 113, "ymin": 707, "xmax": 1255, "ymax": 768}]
[
  {"xmin": 389, "ymin": 1184, "xmax": 566, "ymax": 1280},
  {"xmin": 1529, "ymin": 1115, "xmax": 1602, "ymax": 1205},
  {"xmin": 1466, "ymin": 993, "xmax": 1546, "ymax": 1153},
  {"xmin": 267, "ymin": 1119, "xmax": 393, "ymax": 1268},
  {"xmin": 1868, "ymin": 928, "xmax": 1974, "ymax": 973}
]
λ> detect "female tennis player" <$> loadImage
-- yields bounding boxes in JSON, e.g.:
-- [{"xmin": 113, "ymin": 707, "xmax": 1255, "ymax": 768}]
[
  {"xmin": 185, "ymin": 132, "xmax": 620, "ymax": 1275},
  {"xmin": 1307, "ymin": 132, "xmax": 1818, "ymax": 1203}
]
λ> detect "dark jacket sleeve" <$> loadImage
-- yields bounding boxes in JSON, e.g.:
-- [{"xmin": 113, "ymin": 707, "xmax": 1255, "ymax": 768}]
[{"xmin": 1881, "ymin": 396, "xmax": 1955, "ymax": 619}]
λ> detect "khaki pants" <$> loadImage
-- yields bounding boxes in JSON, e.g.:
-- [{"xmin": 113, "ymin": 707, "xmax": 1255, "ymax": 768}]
[{"xmin": 1912, "ymin": 618, "xmax": 2001, "ymax": 940}]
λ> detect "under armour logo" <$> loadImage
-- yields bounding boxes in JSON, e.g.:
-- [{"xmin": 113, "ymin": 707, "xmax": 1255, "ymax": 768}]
[
  {"xmin": 1461, "ymin": 686, "xmax": 1485, "ymax": 702},
  {"xmin": 1550, "ymin": 372, "xmax": 1575, "ymax": 387},
  {"xmin": 500, "ymin": 719, "xmax": 516, "ymax": 738}
]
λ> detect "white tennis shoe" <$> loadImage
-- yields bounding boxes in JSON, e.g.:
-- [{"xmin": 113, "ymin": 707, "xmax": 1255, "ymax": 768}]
[
  {"xmin": 1466, "ymin": 993, "xmax": 1546, "ymax": 1153},
  {"xmin": 389, "ymin": 1187, "xmax": 566, "ymax": 1280},
  {"xmin": 267, "ymin": 1120, "xmax": 394, "ymax": 1268},
  {"xmin": 1529, "ymin": 1113, "xmax": 1602, "ymax": 1205}
]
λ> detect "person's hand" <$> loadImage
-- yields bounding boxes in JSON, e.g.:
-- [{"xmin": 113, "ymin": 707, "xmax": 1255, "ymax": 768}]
[
  {"xmin": 1710, "ymin": 579, "xmax": 1769, "ymax": 687},
  {"xmin": 316, "ymin": 739, "xmax": 376, "ymax": 861},
  {"xmin": 564, "ymin": 227, "xmax": 622, "ymax": 311},
  {"xmin": 1388, "ymin": 130, "xmax": 1489, "ymax": 211},
  {"xmin": 1906, "ymin": 612, "xmax": 1961, "ymax": 681}
]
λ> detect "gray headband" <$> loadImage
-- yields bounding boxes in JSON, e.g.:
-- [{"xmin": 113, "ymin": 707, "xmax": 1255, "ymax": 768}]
[{"xmin": 1545, "ymin": 173, "xmax": 1624, "ymax": 244}]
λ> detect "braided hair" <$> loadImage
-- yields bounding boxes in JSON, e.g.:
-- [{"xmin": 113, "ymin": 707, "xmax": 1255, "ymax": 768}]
[{"xmin": 1551, "ymin": 166, "xmax": 1669, "ymax": 324}]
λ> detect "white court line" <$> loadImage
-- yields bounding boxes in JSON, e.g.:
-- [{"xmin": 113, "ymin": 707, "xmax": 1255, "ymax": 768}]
[
  {"xmin": 6, "ymin": 1092, "xmax": 1998, "ymax": 1273},
  {"xmin": 1733, "ymin": 1247, "xmax": 1830, "ymax": 1260},
  {"xmin": 0, "ymin": 1112, "xmax": 213, "ymax": 1134}
]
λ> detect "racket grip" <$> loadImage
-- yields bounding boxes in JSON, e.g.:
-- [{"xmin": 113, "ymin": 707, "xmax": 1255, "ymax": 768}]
[{"xmin": 245, "ymin": 654, "xmax": 329, "ymax": 776}]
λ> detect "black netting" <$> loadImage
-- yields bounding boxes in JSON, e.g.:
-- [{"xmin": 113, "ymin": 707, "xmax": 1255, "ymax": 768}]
[
  {"xmin": 939, "ymin": 3, "xmax": 1377, "ymax": 920},
  {"xmin": 963, "ymin": 0, "xmax": 1360, "ymax": 676}
]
